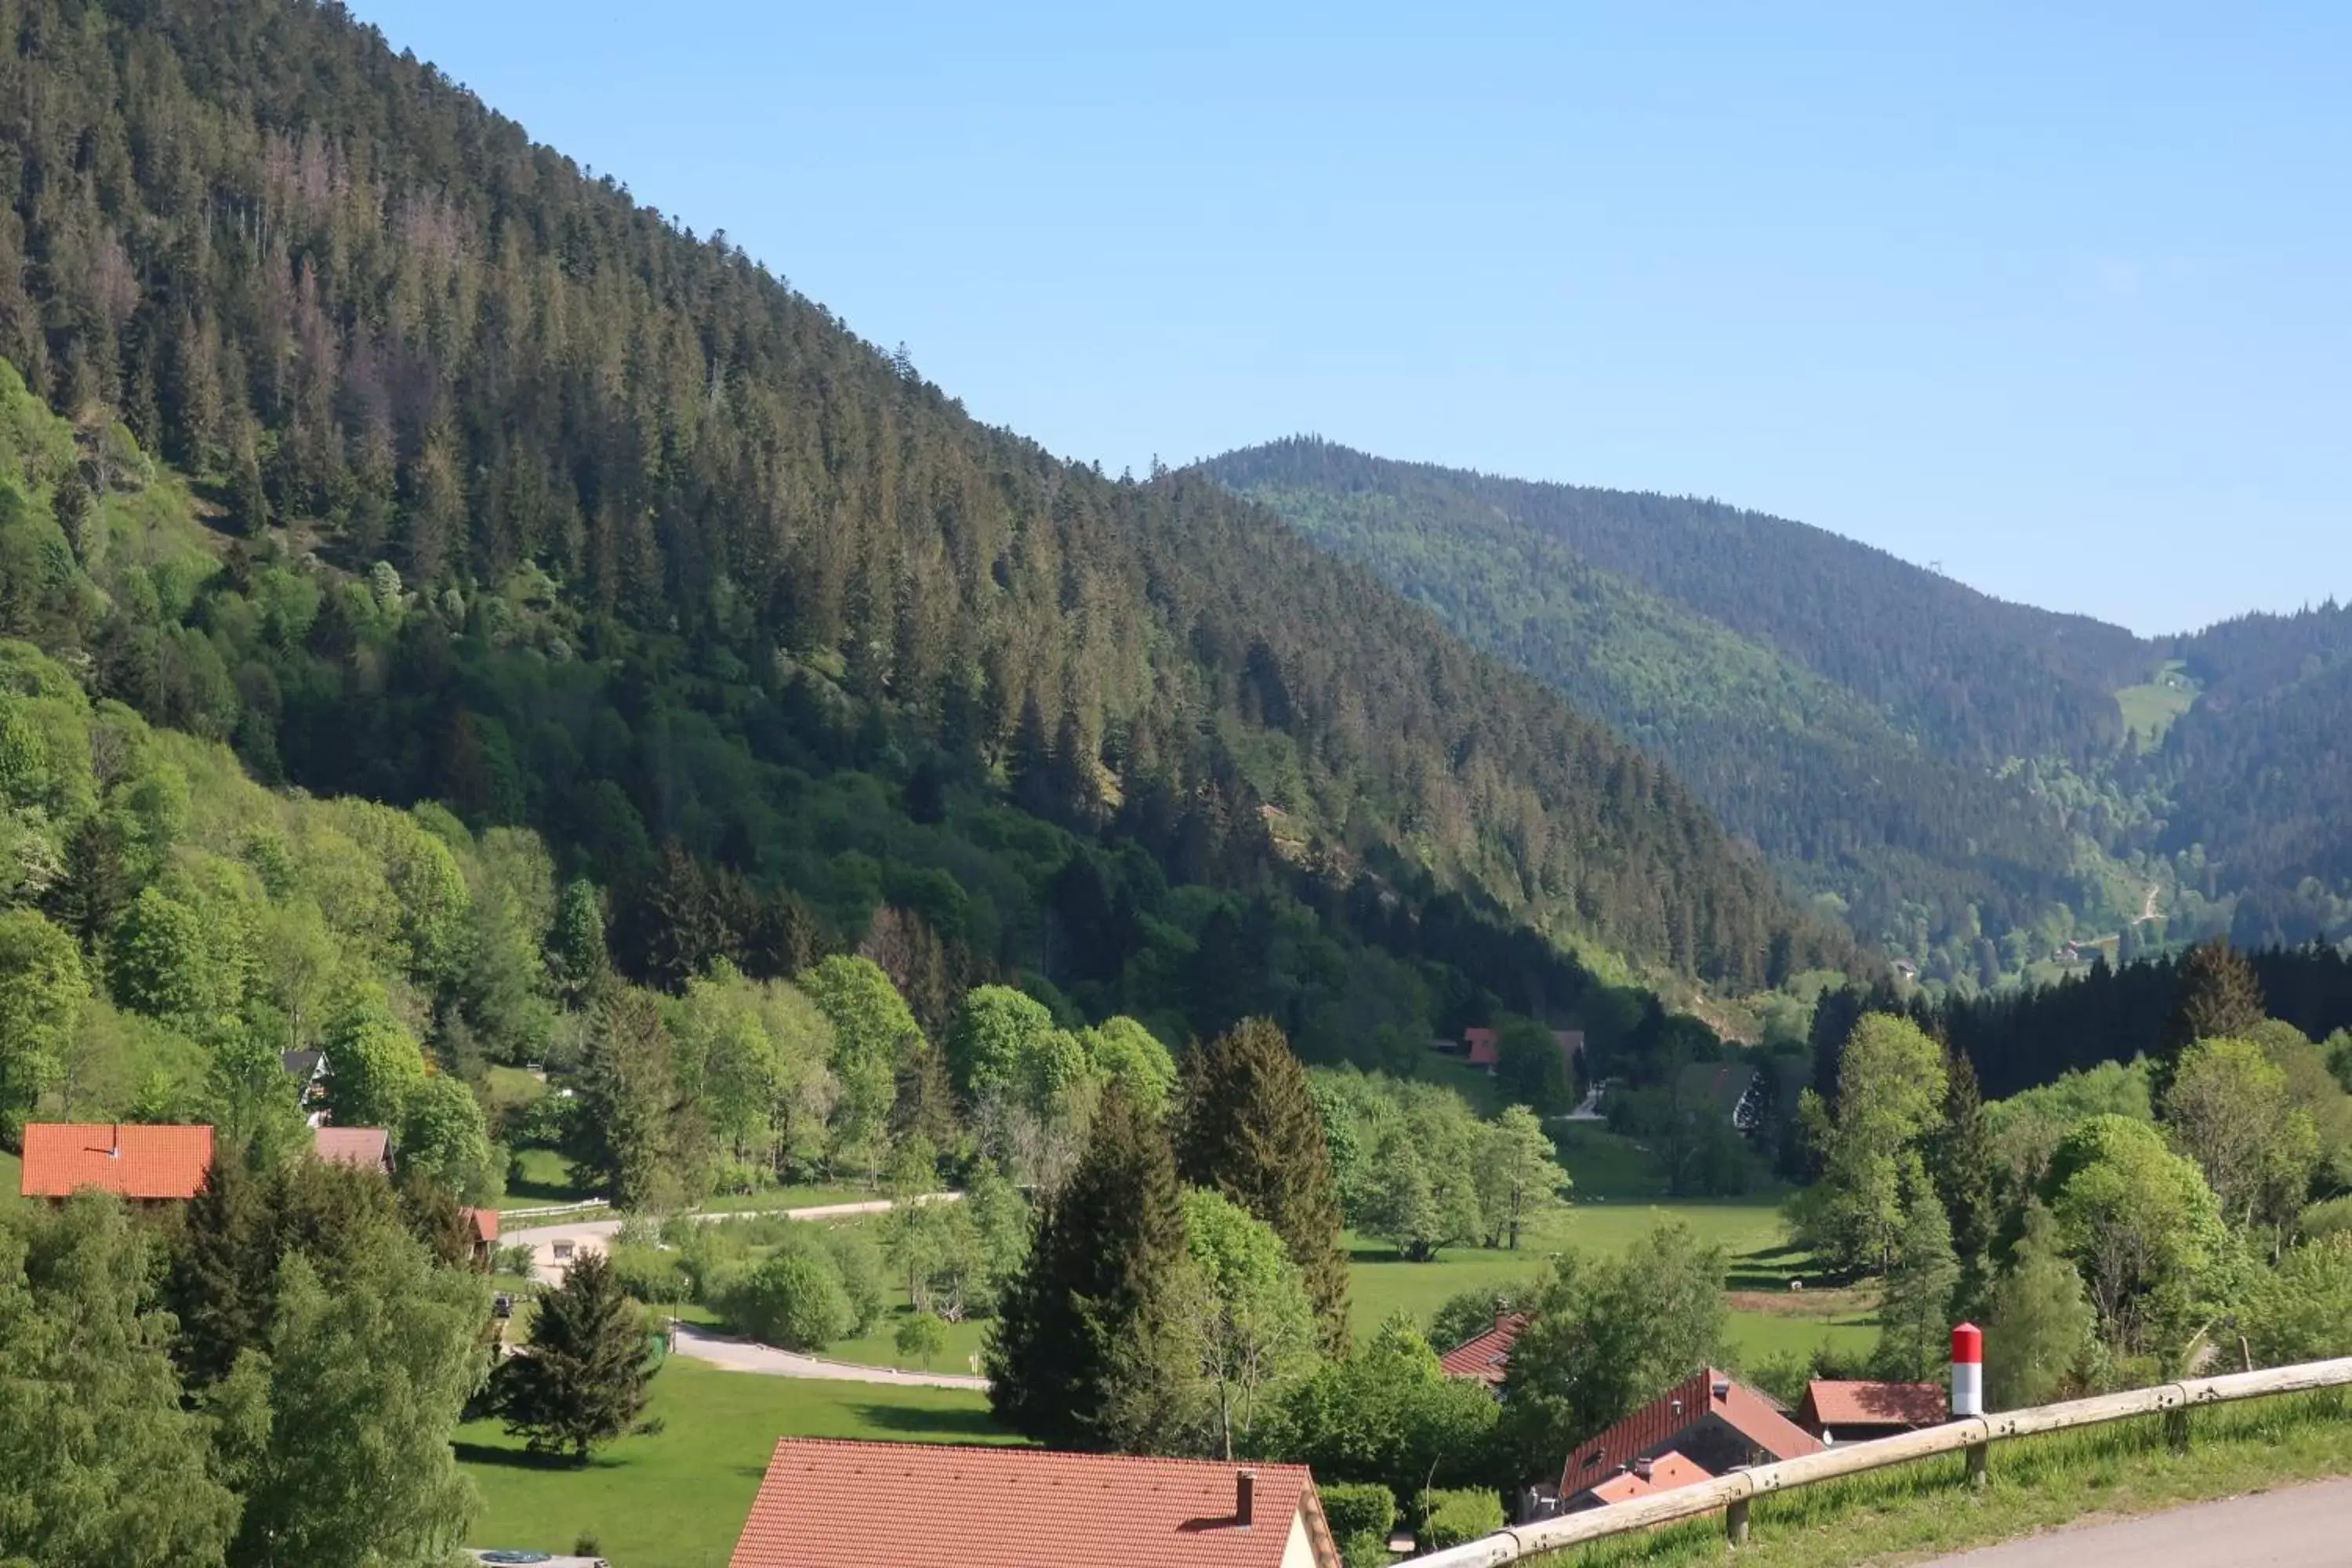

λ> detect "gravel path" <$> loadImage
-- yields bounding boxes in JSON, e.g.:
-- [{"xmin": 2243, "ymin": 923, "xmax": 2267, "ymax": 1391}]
[
  {"xmin": 668, "ymin": 1320, "xmax": 989, "ymax": 1391},
  {"xmin": 502, "ymin": 1192, "xmax": 963, "ymax": 1279}
]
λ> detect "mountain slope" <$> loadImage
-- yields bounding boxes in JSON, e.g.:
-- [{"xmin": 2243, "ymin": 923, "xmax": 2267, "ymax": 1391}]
[
  {"xmin": 1202, "ymin": 437, "xmax": 2165, "ymax": 985},
  {"xmin": 0, "ymin": 0, "xmax": 1851, "ymax": 1067}
]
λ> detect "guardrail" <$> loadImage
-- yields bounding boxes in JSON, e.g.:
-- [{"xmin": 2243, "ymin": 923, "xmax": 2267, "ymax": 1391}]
[
  {"xmin": 498, "ymin": 1199, "xmax": 612, "ymax": 1222},
  {"xmin": 1411, "ymin": 1356, "xmax": 2352, "ymax": 1566}
]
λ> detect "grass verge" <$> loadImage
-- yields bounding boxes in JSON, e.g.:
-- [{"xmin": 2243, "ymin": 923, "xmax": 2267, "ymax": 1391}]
[
  {"xmin": 1543, "ymin": 1391, "xmax": 2352, "ymax": 1568},
  {"xmin": 457, "ymin": 1358, "xmax": 1011, "ymax": 1568}
]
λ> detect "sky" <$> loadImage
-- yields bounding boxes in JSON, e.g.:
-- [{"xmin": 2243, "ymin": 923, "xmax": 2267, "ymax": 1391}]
[{"xmin": 354, "ymin": 1, "xmax": 2351, "ymax": 636}]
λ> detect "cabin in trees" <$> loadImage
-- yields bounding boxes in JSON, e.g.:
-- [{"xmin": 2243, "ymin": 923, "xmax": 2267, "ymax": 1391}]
[
  {"xmin": 18, "ymin": 1123, "xmax": 214, "ymax": 1204},
  {"xmin": 729, "ymin": 1440, "xmax": 1344, "ymax": 1568},
  {"xmin": 312, "ymin": 1126, "xmax": 394, "ymax": 1174},
  {"xmin": 1432, "ymin": 1028, "xmax": 1585, "ymax": 1078},
  {"xmin": 1555, "ymin": 1369, "xmax": 1820, "ymax": 1511},
  {"xmin": 1439, "ymin": 1311, "xmax": 1527, "ymax": 1388},
  {"xmin": 1796, "ymin": 1381, "xmax": 1947, "ymax": 1443}
]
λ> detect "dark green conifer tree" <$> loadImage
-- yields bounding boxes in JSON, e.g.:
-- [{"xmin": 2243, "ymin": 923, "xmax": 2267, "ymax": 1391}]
[
  {"xmin": 166, "ymin": 1152, "xmax": 274, "ymax": 1389},
  {"xmin": 2164, "ymin": 937, "xmax": 2267, "ymax": 1062},
  {"xmin": 987, "ymin": 1088, "xmax": 1200, "ymax": 1452},
  {"xmin": 1174, "ymin": 1017, "xmax": 1351, "ymax": 1353},
  {"xmin": 491, "ymin": 1251, "xmax": 656, "ymax": 1462},
  {"xmin": 1929, "ymin": 1047, "xmax": 1997, "ymax": 1272}
]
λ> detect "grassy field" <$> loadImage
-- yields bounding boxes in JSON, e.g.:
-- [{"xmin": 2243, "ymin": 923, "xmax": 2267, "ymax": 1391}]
[
  {"xmin": 1544, "ymin": 1391, "xmax": 2352, "ymax": 1568},
  {"xmin": 827, "ymin": 1307, "xmax": 993, "ymax": 1375},
  {"xmin": 2116, "ymin": 660, "xmax": 2199, "ymax": 744},
  {"xmin": 457, "ymin": 1359, "xmax": 1011, "ymax": 1568}
]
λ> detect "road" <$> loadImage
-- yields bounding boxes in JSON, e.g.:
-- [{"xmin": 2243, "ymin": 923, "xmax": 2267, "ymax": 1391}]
[
  {"xmin": 502, "ymin": 1192, "xmax": 964, "ymax": 1280},
  {"xmin": 669, "ymin": 1320, "xmax": 988, "ymax": 1391},
  {"xmin": 1916, "ymin": 1478, "xmax": 2352, "ymax": 1566}
]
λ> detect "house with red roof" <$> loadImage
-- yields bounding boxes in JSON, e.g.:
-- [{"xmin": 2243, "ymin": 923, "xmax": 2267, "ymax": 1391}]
[
  {"xmin": 313, "ymin": 1125, "xmax": 394, "ymax": 1174},
  {"xmin": 729, "ymin": 1439, "xmax": 1343, "ymax": 1568},
  {"xmin": 1463, "ymin": 1027, "xmax": 1501, "ymax": 1069},
  {"xmin": 19, "ymin": 1123, "xmax": 215, "ymax": 1203},
  {"xmin": 1559, "ymin": 1368, "xmax": 1820, "ymax": 1500},
  {"xmin": 1439, "ymin": 1311, "xmax": 1526, "ymax": 1388},
  {"xmin": 1797, "ymin": 1380, "xmax": 1947, "ymax": 1443},
  {"xmin": 1563, "ymin": 1449, "xmax": 1711, "ymax": 1512}
]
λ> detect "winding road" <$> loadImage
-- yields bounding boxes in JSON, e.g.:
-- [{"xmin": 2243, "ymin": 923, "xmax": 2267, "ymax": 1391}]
[{"xmin": 1915, "ymin": 1478, "xmax": 2352, "ymax": 1566}]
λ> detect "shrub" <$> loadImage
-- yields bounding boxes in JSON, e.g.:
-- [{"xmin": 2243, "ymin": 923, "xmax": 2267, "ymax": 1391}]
[
  {"xmin": 1320, "ymin": 1481, "xmax": 1396, "ymax": 1545},
  {"xmin": 605, "ymin": 1243, "xmax": 689, "ymax": 1305},
  {"xmin": 2299, "ymin": 1195, "xmax": 2352, "ymax": 1243},
  {"xmin": 895, "ymin": 1312, "xmax": 948, "ymax": 1367},
  {"xmin": 1339, "ymin": 1533, "xmax": 1393, "ymax": 1568},
  {"xmin": 1418, "ymin": 1487, "xmax": 1503, "ymax": 1551},
  {"xmin": 728, "ymin": 1250, "xmax": 855, "ymax": 1351}
]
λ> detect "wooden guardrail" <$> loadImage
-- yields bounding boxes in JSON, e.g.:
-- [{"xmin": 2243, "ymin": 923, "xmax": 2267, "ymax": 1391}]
[{"xmin": 1409, "ymin": 1356, "xmax": 2352, "ymax": 1567}]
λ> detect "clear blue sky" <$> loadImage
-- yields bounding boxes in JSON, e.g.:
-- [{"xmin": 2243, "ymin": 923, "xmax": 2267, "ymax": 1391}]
[{"xmin": 356, "ymin": 1, "xmax": 2349, "ymax": 636}]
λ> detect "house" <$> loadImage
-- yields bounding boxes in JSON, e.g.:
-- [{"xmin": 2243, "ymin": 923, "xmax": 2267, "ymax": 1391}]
[
  {"xmin": 1797, "ymin": 1381, "xmax": 1947, "ymax": 1443},
  {"xmin": 1439, "ymin": 1312, "xmax": 1526, "ymax": 1388},
  {"xmin": 1563, "ymin": 1450, "xmax": 1711, "ymax": 1512},
  {"xmin": 1464, "ymin": 1027, "xmax": 1501, "ymax": 1070},
  {"xmin": 1559, "ymin": 1369, "xmax": 1820, "ymax": 1500},
  {"xmin": 281, "ymin": 1047, "xmax": 328, "ymax": 1125},
  {"xmin": 466, "ymin": 1207, "xmax": 503, "ymax": 1269},
  {"xmin": 729, "ymin": 1439, "xmax": 1344, "ymax": 1568},
  {"xmin": 19, "ymin": 1123, "xmax": 215, "ymax": 1203},
  {"xmin": 313, "ymin": 1125, "xmax": 394, "ymax": 1174}
]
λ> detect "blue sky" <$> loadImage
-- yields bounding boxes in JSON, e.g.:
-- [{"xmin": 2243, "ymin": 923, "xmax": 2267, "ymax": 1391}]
[{"xmin": 356, "ymin": 1, "xmax": 2349, "ymax": 635}]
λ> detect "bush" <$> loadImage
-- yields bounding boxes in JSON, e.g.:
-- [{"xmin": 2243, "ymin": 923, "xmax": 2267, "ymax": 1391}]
[
  {"xmin": 894, "ymin": 1312, "xmax": 948, "ymax": 1367},
  {"xmin": 1418, "ymin": 1487, "xmax": 1503, "ymax": 1551},
  {"xmin": 1339, "ymin": 1532, "xmax": 1393, "ymax": 1568},
  {"xmin": 728, "ymin": 1251, "xmax": 855, "ymax": 1351},
  {"xmin": 605, "ymin": 1243, "xmax": 689, "ymax": 1306},
  {"xmin": 1320, "ymin": 1481, "xmax": 1397, "ymax": 1545},
  {"xmin": 2299, "ymin": 1195, "xmax": 2352, "ymax": 1243}
]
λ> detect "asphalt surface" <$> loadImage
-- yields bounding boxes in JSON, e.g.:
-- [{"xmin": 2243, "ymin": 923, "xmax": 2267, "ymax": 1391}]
[{"xmin": 1915, "ymin": 1478, "xmax": 2352, "ymax": 1566}]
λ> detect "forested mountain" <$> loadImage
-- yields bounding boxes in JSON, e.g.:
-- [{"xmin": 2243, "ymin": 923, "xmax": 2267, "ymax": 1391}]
[
  {"xmin": 0, "ymin": 0, "xmax": 1853, "ymax": 1077},
  {"xmin": 1205, "ymin": 438, "xmax": 2352, "ymax": 989}
]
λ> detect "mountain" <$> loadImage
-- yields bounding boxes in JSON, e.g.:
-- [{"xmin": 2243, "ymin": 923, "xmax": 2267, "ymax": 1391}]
[
  {"xmin": 1202, "ymin": 437, "xmax": 2178, "ymax": 988},
  {"xmin": 0, "ymin": 0, "xmax": 1854, "ymax": 1077}
]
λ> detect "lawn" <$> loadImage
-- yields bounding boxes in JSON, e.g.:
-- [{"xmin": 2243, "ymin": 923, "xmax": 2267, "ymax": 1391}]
[
  {"xmin": 458, "ymin": 1358, "xmax": 1012, "ymax": 1568},
  {"xmin": 499, "ymin": 1146, "xmax": 593, "ymax": 1210},
  {"xmin": 2116, "ymin": 659, "xmax": 2199, "ymax": 744}
]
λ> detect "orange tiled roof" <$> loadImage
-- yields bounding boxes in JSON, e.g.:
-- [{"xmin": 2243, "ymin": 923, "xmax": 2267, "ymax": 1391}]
[
  {"xmin": 1560, "ymin": 1369, "xmax": 1821, "ymax": 1493},
  {"xmin": 469, "ymin": 1207, "xmax": 502, "ymax": 1243},
  {"xmin": 1439, "ymin": 1312, "xmax": 1526, "ymax": 1386},
  {"xmin": 1578, "ymin": 1450, "xmax": 1711, "ymax": 1506},
  {"xmin": 1465, "ymin": 1028, "xmax": 1501, "ymax": 1067},
  {"xmin": 730, "ymin": 1440, "xmax": 1340, "ymax": 1568},
  {"xmin": 313, "ymin": 1126, "xmax": 393, "ymax": 1171},
  {"xmin": 1799, "ymin": 1380, "xmax": 1947, "ymax": 1432},
  {"xmin": 20, "ymin": 1123, "xmax": 214, "ymax": 1200}
]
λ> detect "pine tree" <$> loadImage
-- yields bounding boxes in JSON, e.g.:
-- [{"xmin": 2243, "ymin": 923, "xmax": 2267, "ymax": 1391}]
[
  {"xmin": 2163, "ymin": 938, "xmax": 2267, "ymax": 1064},
  {"xmin": 166, "ymin": 1152, "xmax": 274, "ymax": 1389},
  {"xmin": 491, "ymin": 1251, "xmax": 656, "ymax": 1462},
  {"xmin": 986, "ymin": 1088, "xmax": 1201, "ymax": 1452},
  {"xmin": 1928, "ymin": 1047, "xmax": 1996, "ymax": 1269},
  {"xmin": 1871, "ymin": 1165, "xmax": 1960, "ymax": 1382},
  {"xmin": 1174, "ymin": 1017, "xmax": 1352, "ymax": 1353}
]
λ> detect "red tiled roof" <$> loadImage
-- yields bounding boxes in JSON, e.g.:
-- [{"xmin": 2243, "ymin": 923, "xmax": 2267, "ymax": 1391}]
[
  {"xmin": 20, "ymin": 1123, "xmax": 214, "ymax": 1200},
  {"xmin": 469, "ymin": 1207, "xmax": 502, "ymax": 1243},
  {"xmin": 1577, "ymin": 1450, "xmax": 1711, "ymax": 1506},
  {"xmin": 313, "ymin": 1126, "xmax": 393, "ymax": 1171},
  {"xmin": 730, "ymin": 1440, "xmax": 1340, "ymax": 1568},
  {"xmin": 1799, "ymin": 1381, "xmax": 1947, "ymax": 1433},
  {"xmin": 1560, "ymin": 1369, "xmax": 1821, "ymax": 1493},
  {"xmin": 1465, "ymin": 1028, "xmax": 1501, "ymax": 1067},
  {"xmin": 1439, "ymin": 1313, "xmax": 1526, "ymax": 1386}
]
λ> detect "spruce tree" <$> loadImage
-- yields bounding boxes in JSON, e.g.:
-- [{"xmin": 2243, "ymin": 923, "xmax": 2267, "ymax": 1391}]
[
  {"xmin": 1871, "ymin": 1166, "xmax": 1960, "ymax": 1383},
  {"xmin": 986, "ymin": 1088, "xmax": 1201, "ymax": 1452},
  {"xmin": 492, "ymin": 1251, "xmax": 655, "ymax": 1462},
  {"xmin": 167, "ymin": 1152, "xmax": 274, "ymax": 1389},
  {"xmin": 1928, "ymin": 1047, "xmax": 1996, "ymax": 1269},
  {"xmin": 1175, "ymin": 1017, "xmax": 1352, "ymax": 1353},
  {"xmin": 2163, "ymin": 938, "xmax": 2267, "ymax": 1062}
]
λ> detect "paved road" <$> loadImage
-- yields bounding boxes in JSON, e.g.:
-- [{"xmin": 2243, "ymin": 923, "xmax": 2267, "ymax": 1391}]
[
  {"xmin": 1916, "ymin": 1479, "xmax": 2352, "ymax": 1566},
  {"xmin": 670, "ymin": 1320, "xmax": 989, "ymax": 1391},
  {"xmin": 503, "ymin": 1192, "xmax": 963, "ymax": 1279}
]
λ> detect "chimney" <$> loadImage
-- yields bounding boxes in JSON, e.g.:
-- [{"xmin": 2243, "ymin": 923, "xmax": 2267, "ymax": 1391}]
[
  {"xmin": 1235, "ymin": 1469, "xmax": 1256, "ymax": 1527},
  {"xmin": 1713, "ymin": 1378, "xmax": 1732, "ymax": 1403},
  {"xmin": 109, "ymin": 1123, "xmax": 122, "ymax": 1160},
  {"xmin": 1632, "ymin": 1457, "xmax": 1653, "ymax": 1481}
]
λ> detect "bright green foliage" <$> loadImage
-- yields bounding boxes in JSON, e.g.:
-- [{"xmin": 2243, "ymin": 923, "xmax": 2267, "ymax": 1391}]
[
  {"xmin": 2244, "ymin": 1235, "xmax": 2352, "ymax": 1367},
  {"xmin": 1497, "ymin": 1223, "xmax": 1728, "ymax": 1479},
  {"xmin": 1319, "ymin": 1482, "xmax": 1397, "ymax": 1568},
  {"xmin": 2160, "ymin": 1036, "xmax": 2318, "ymax": 1232},
  {"xmin": 567, "ymin": 984, "xmax": 705, "ymax": 1210},
  {"xmin": 1178, "ymin": 1018, "xmax": 1351, "ymax": 1348},
  {"xmin": 666, "ymin": 965, "xmax": 839, "ymax": 1185},
  {"xmin": 734, "ymin": 1250, "xmax": 856, "ymax": 1352},
  {"xmin": 0, "ymin": 904, "xmax": 85, "ymax": 1123},
  {"xmin": 398, "ymin": 1073, "xmax": 501, "ymax": 1204},
  {"xmin": 1473, "ymin": 1105, "xmax": 1572, "ymax": 1251},
  {"xmin": 194, "ymin": 1033, "xmax": 309, "ymax": 1172},
  {"xmin": 319, "ymin": 985, "xmax": 428, "ymax": 1131},
  {"xmin": 1359, "ymin": 1087, "xmax": 1489, "ymax": 1264},
  {"xmin": 1983, "ymin": 1059, "xmax": 2154, "ymax": 1203},
  {"xmin": 1428, "ymin": 1287, "xmax": 1523, "ymax": 1353},
  {"xmin": 0, "ymin": 1196, "xmax": 240, "ymax": 1568},
  {"xmin": 1983, "ymin": 1203, "xmax": 2097, "ymax": 1410},
  {"xmin": 2245, "ymin": 1022, "xmax": 2352, "ymax": 1196},
  {"xmin": 1081, "ymin": 1016, "xmax": 1177, "ymax": 1112},
  {"xmin": 546, "ymin": 878, "xmax": 608, "ymax": 1007},
  {"xmin": 1181, "ymin": 1188, "xmax": 1319, "ymax": 1459},
  {"xmin": 1263, "ymin": 1317, "xmax": 1498, "ymax": 1500},
  {"xmin": 947, "ymin": 985, "xmax": 1058, "ymax": 1102},
  {"xmin": 988, "ymin": 1090, "xmax": 1203, "ymax": 1453},
  {"xmin": 1793, "ymin": 1014, "xmax": 1947, "ymax": 1276},
  {"xmin": 492, "ymin": 1251, "xmax": 655, "ymax": 1462},
  {"xmin": 1870, "ymin": 1174, "xmax": 1960, "ymax": 1382},
  {"xmin": 798, "ymin": 956, "xmax": 920, "ymax": 1177},
  {"xmin": 2042, "ymin": 1114, "xmax": 2227, "ymax": 1357},
  {"xmin": 109, "ymin": 885, "xmax": 227, "ymax": 1031},
  {"xmin": 894, "ymin": 1311, "xmax": 949, "ymax": 1368},
  {"xmin": 927, "ymin": 1163, "xmax": 1032, "ymax": 1321},
  {"xmin": 1419, "ymin": 1487, "xmax": 1504, "ymax": 1552}
]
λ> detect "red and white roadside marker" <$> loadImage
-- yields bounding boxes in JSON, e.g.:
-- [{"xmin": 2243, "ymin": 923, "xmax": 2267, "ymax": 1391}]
[{"xmin": 1951, "ymin": 1322, "xmax": 1984, "ymax": 1417}]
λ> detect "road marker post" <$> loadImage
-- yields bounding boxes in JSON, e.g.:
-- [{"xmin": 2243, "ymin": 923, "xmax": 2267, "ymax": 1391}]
[{"xmin": 1954, "ymin": 1323, "xmax": 1987, "ymax": 1488}]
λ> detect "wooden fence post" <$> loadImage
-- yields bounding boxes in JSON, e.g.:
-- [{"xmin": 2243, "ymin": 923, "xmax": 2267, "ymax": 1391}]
[{"xmin": 1726, "ymin": 1497, "xmax": 1750, "ymax": 1546}]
